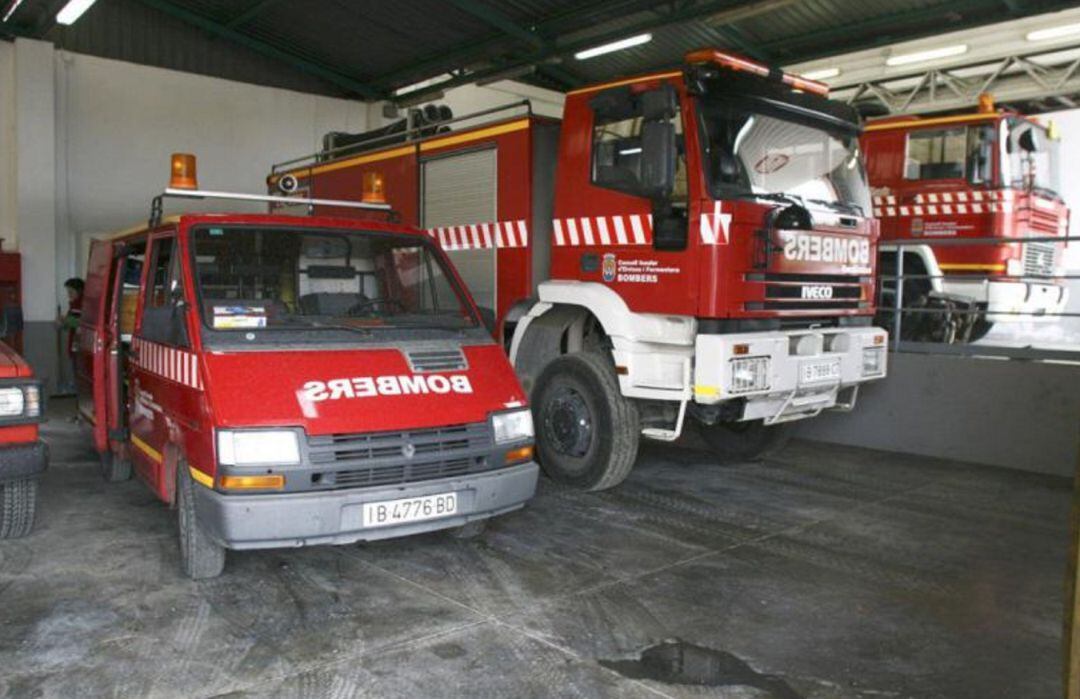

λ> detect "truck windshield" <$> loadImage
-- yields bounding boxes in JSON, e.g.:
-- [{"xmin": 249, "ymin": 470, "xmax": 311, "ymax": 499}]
[
  {"xmin": 191, "ymin": 226, "xmax": 478, "ymax": 340},
  {"xmin": 1003, "ymin": 118, "xmax": 1061, "ymax": 196},
  {"xmin": 697, "ymin": 98, "xmax": 871, "ymax": 216}
]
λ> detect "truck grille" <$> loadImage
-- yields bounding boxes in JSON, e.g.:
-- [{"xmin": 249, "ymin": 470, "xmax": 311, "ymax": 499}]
[
  {"xmin": 405, "ymin": 348, "xmax": 467, "ymax": 372},
  {"xmin": 1022, "ymin": 241, "xmax": 1056, "ymax": 277},
  {"xmin": 306, "ymin": 422, "xmax": 494, "ymax": 489},
  {"xmin": 751, "ymin": 273, "xmax": 865, "ymax": 312}
]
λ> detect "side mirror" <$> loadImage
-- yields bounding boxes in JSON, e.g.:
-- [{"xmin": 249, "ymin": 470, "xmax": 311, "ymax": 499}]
[
  {"xmin": 1018, "ymin": 128, "xmax": 1039, "ymax": 153},
  {"xmin": 640, "ymin": 120, "xmax": 676, "ymax": 200}
]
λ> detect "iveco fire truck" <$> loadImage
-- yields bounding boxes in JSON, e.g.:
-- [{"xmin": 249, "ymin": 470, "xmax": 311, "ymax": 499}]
[
  {"xmin": 77, "ymin": 155, "xmax": 538, "ymax": 579},
  {"xmin": 861, "ymin": 95, "xmax": 1069, "ymax": 342},
  {"xmin": 269, "ymin": 49, "xmax": 889, "ymax": 491}
]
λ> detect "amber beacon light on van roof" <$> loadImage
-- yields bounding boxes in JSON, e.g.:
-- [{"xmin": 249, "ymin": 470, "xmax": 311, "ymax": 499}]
[
  {"xmin": 684, "ymin": 49, "xmax": 831, "ymax": 96},
  {"xmin": 149, "ymin": 153, "xmax": 392, "ymax": 227}
]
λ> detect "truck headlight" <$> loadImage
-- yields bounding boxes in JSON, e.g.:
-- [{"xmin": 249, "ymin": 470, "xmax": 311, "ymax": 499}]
[
  {"xmin": 217, "ymin": 429, "xmax": 300, "ymax": 466},
  {"xmin": 862, "ymin": 348, "xmax": 885, "ymax": 377},
  {"xmin": 729, "ymin": 356, "xmax": 770, "ymax": 394},
  {"xmin": 491, "ymin": 409, "xmax": 533, "ymax": 444},
  {"xmin": 0, "ymin": 384, "xmax": 40, "ymax": 419}
]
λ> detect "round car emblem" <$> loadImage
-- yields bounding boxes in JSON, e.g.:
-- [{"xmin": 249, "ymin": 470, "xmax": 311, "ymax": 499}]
[{"xmin": 401, "ymin": 443, "xmax": 416, "ymax": 459}]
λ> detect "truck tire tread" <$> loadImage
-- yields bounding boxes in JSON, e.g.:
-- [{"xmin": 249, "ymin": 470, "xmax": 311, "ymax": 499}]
[{"xmin": 0, "ymin": 478, "xmax": 37, "ymax": 539}]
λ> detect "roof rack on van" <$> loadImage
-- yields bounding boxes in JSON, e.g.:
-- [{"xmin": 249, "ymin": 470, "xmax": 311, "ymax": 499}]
[
  {"xmin": 150, "ymin": 154, "xmax": 393, "ymax": 227},
  {"xmin": 150, "ymin": 188, "xmax": 391, "ymax": 227}
]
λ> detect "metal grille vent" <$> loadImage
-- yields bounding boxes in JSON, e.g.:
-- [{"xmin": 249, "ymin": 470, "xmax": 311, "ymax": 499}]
[
  {"xmin": 1022, "ymin": 242, "xmax": 1055, "ymax": 277},
  {"xmin": 406, "ymin": 348, "xmax": 467, "ymax": 372}
]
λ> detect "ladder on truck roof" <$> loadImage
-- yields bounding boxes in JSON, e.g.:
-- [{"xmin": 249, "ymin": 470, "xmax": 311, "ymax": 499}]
[{"xmin": 270, "ymin": 101, "xmax": 535, "ymax": 177}]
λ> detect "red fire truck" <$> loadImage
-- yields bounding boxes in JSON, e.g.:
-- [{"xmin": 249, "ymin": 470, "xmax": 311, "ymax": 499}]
[
  {"xmin": 77, "ymin": 157, "xmax": 538, "ymax": 578},
  {"xmin": 0, "ymin": 341, "xmax": 45, "ymax": 538},
  {"xmin": 269, "ymin": 49, "xmax": 889, "ymax": 491},
  {"xmin": 861, "ymin": 96, "xmax": 1069, "ymax": 342}
]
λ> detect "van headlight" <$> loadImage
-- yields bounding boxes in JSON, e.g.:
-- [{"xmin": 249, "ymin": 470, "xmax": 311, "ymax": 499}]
[
  {"xmin": 862, "ymin": 347, "xmax": 885, "ymax": 377},
  {"xmin": 217, "ymin": 429, "xmax": 300, "ymax": 466},
  {"xmin": 0, "ymin": 383, "xmax": 41, "ymax": 420},
  {"xmin": 491, "ymin": 409, "xmax": 534, "ymax": 444}
]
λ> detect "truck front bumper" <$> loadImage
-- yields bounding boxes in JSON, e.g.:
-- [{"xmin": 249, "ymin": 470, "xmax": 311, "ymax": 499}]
[
  {"xmin": 0, "ymin": 441, "xmax": 47, "ymax": 483},
  {"xmin": 693, "ymin": 326, "xmax": 888, "ymax": 424},
  {"xmin": 192, "ymin": 461, "xmax": 539, "ymax": 550},
  {"xmin": 945, "ymin": 279, "xmax": 1069, "ymax": 322}
]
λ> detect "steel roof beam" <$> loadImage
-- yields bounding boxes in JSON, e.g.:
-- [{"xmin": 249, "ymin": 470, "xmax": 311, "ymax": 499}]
[
  {"xmin": 134, "ymin": 0, "xmax": 383, "ymax": 100},
  {"xmin": 226, "ymin": 0, "xmax": 286, "ymax": 29}
]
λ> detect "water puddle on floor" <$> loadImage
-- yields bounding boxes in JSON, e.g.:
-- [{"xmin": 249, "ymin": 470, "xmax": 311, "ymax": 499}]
[{"xmin": 600, "ymin": 639, "xmax": 803, "ymax": 698}]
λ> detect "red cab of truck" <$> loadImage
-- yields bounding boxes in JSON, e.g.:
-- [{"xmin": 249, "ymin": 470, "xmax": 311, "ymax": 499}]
[
  {"xmin": 77, "ymin": 203, "xmax": 538, "ymax": 579},
  {"xmin": 0, "ymin": 340, "xmax": 45, "ymax": 538},
  {"xmin": 861, "ymin": 96, "xmax": 1069, "ymax": 341},
  {"xmin": 270, "ymin": 49, "xmax": 889, "ymax": 491}
]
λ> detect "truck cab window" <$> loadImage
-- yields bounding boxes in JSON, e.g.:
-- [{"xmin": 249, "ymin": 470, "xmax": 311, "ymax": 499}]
[
  {"xmin": 905, "ymin": 127, "xmax": 966, "ymax": 180},
  {"xmin": 140, "ymin": 236, "xmax": 189, "ymax": 347},
  {"xmin": 591, "ymin": 96, "xmax": 686, "ymax": 202}
]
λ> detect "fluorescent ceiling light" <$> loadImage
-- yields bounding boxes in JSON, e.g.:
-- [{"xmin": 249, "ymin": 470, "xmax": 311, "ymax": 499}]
[
  {"xmin": 574, "ymin": 33, "xmax": 652, "ymax": 61},
  {"xmin": 886, "ymin": 44, "xmax": 968, "ymax": 67},
  {"xmin": 801, "ymin": 67, "xmax": 840, "ymax": 81},
  {"xmin": 394, "ymin": 73, "xmax": 452, "ymax": 97},
  {"xmin": 1026, "ymin": 22, "xmax": 1080, "ymax": 42},
  {"xmin": 2, "ymin": 0, "xmax": 26, "ymax": 22},
  {"xmin": 55, "ymin": 0, "xmax": 98, "ymax": 25}
]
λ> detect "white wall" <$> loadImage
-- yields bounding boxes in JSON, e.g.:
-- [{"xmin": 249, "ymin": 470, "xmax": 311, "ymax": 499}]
[{"xmin": 0, "ymin": 38, "xmax": 371, "ymax": 389}]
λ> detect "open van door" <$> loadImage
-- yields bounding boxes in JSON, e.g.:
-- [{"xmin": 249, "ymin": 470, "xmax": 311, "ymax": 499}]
[{"xmin": 77, "ymin": 239, "xmax": 116, "ymax": 454}]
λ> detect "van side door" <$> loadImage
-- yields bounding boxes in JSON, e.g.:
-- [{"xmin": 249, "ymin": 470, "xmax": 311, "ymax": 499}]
[{"xmin": 76, "ymin": 239, "xmax": 117, "ymax": 453}]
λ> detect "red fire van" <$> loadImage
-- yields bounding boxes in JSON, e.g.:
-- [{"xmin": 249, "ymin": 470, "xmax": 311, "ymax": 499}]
[{"xmin": 76, "ymin": 167, "xmax": 538, "ymax": 578}]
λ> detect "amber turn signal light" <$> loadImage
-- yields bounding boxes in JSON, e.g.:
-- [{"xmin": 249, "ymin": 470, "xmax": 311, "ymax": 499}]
[
  {"xmin": 219, "ymin": 474, "xmax": 285, "ymax": 491},
  {"xmin": 504, "ymin": 445, "xmax": 534, "ymax": 465},
  {"xmin": 170, "ymin": 153, "xmax": 199, "ymax": 190},
  {"xmin": 362, "ymin": 171, "xmax": 387, "ymax": 204},
  {"xmin": 733, "ymin": 343, "xmax": 750, "ymax": 355}
]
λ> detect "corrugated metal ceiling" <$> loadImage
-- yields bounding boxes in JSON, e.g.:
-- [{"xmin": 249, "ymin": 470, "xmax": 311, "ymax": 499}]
[{"xmin": 1, "ymin": 0, "xmax": 1075, "ymax": 101}]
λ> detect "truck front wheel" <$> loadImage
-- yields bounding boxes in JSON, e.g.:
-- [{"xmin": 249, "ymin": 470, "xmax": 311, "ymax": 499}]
[
  {"xmin": 176, "ymin": 463, "xmax": 226, "ymax": 580},
  {"xmin": 0, "ymin": 478, "xmax": 37, "ymax": 538},
  {"xmin": 532, "ymin": 352, "xmax": 640, "ymax": 491},
  {"xmin": 696, "ymin": 420, "xmax": 792, "ymax": 463}
]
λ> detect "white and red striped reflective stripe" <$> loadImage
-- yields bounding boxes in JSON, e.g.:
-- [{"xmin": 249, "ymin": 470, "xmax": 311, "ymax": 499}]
[
  {"xmin": 132, "ymin": 337, "xmax": 203, "ymax": 390},
  {"xmin": 553, "ymin": 214, "xmax": 652, "ymax": 246},
  {"xmin": 698, "ymin": 201, "xmax": 732, "ymax": 245},
  {"xmin": 872, "ymin": 190, "xmax": 1016, "ymax": 217},
  {"xmin": 425, "ymin": 220, "xmax": 528, "ymax": 251}
]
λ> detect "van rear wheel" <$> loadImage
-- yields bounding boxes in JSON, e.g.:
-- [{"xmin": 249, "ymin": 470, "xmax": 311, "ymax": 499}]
[
  {"xmin": 0, "ymin": 478, "xmax": 37, "ymax": 538},
  {"xmin": 697, "ymin": 420, "xmax": 792, "ymax": 463},
  {"xmin": 176, "ymin": 463, "xmax": 225, "ymax": 580},
  {"xmin": 532, "ymin": 352, "xmax": 639, "ymax": 491},
  {"xmin": 100, "ymin": 451, "xmax": 132, "ymax": 483}
]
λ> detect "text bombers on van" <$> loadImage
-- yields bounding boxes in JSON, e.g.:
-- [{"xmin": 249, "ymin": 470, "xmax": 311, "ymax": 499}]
[{"xmin": 302, "ymin": 375, "xmax": 473, "ymax": 402}]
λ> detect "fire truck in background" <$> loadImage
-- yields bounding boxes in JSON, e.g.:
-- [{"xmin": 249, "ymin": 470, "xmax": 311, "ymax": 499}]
[
  {"xmin": 269, "ymin": 49, "xmax": 889, "ymax": 491},
  {"xmin": 861, "ymin": 95, "xmax": 1069, "ymax": 343}
]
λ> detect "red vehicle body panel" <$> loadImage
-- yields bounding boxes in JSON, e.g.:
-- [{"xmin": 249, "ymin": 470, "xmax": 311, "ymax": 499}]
[
  {"xmin": 270, "ymin": 73, "xmax": 878, "ymax": 330},
  {"xmin": 80, "ymin": 213, "xmax": 529, "ymax": 505}
]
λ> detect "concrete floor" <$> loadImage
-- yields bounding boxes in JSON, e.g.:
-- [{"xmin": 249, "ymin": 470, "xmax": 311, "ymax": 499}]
[{"xmin": 0, "ymin": 400, "xmax": 1070, "ymax": 699}]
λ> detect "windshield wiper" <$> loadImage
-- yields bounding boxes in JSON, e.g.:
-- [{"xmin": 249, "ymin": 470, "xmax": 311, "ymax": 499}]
[
  {"xmin": 742, "ymin": 191, "xmax": 806, "ymax": 208},
  {"xmin": 807, "ymin": 197, "xmax": 865, "ymax": 217}
]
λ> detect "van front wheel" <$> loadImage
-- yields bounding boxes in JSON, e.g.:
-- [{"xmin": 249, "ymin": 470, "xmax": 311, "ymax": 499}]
[
  {"xmin": 176, "ymin": 463, "xmax": 225, "ymax": 580},
  {"xmin": 0, "ymin": 478, "xmax": 37, "ymax": 538},
  {"xmin": 532, "ymin": 352, "xmax": 639, "ymax": 491}
]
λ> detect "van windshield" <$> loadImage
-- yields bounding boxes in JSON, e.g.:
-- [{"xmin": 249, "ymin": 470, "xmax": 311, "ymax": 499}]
[{"xmin": 191, "ymin": 226, "xmax": 478, "ymax": 341}]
